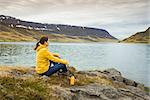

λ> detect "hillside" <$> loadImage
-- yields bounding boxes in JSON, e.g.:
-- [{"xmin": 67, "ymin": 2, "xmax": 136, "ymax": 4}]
[
  {"xmin": 122, "ymin": 28, "xmax": 150, "ymax": 43},
  {"xmin": 0, "ymin": 15, "xmax": 118, "ymax": 42}
]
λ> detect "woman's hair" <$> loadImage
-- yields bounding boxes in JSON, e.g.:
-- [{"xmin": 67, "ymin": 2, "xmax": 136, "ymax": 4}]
[{"xmin": 34, "ymin": 36, "xmax": 48, "ymax": 50}]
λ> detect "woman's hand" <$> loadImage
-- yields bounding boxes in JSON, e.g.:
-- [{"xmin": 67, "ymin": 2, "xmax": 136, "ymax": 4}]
[
  {"xmin": 63, "ymin": 60, "xmax": 69, "ymax": 65},
  {"xmin": 53, "ymin": 53, "xmax": 60, "ymax": 58}
]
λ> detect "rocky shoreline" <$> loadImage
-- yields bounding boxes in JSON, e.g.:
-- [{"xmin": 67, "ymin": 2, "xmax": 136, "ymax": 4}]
[{"xmin": 0, "ymin": 66, "xmax": 149, "ymax": 100}]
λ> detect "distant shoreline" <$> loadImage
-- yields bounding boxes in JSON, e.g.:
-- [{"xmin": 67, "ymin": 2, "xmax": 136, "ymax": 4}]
[
  {"xmin": 0, "ymin": 37, "xmax": 119, "ymax": 43},
  {"xmin": 0, "ymin": 41, "xmax": 149, "ymax": 44}
]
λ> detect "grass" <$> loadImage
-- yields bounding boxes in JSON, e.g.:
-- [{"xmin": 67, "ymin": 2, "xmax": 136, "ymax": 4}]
[
  {"xmin": 0, "ymin": 77, "xmax": 60, "ymax": 100},
  {"xmin": 121, "ymin": 28, "xmax": 150, "ymax": 44}
]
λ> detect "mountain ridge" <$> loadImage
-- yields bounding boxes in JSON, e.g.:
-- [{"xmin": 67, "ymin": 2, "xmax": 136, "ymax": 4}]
[
  {"xmin": 121, "ymin": 27, "xmax": 150, "ymax": 43},
  {"xmin": 0, "ymin": 15, "xmax": 118, "ymax": 42}
]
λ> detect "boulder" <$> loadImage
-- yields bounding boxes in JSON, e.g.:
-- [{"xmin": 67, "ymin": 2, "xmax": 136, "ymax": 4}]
[
  {"xmin": 51, "ymin": 86, "xmax": 74, "ymax": 100},
  {"xmin": 102, "ymin": 68, "xmax": 124, "ymax": 83},
  {"xmin": 103, "ymin": 68, "xmax": 122, "ymax": 76},
  {"xmin": 103, "ymin": 68, "xmax": 145, "ymax": 89}
]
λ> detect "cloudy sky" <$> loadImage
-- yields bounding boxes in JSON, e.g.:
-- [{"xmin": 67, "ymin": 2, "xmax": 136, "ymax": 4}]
[{"xmin": 0, "ymin": 0, "xmax": 149, "ymax": 39}]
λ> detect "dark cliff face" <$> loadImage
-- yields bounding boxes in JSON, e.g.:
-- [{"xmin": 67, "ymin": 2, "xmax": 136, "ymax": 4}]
[{"xmin": 0, "ymin": 15, "xmax": 117, "ymax": 40}]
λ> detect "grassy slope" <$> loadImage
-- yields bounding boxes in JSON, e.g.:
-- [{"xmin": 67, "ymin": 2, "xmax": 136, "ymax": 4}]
[
  {"xmin": 121, "ymin": 28, "xmax": 150, "ymax": 43},
  {"xmin": 0, "ymin": 24, "xmax": 118, "ymax": 42}
]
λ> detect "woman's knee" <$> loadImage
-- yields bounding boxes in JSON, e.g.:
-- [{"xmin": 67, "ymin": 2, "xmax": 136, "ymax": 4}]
[
  {"xmin": 60, "ymin": 64, "xmax": 67, "ymax": 71},
  {"xmin": 58, "ymin": 63, "xmax": 65, "ymax": 67}
]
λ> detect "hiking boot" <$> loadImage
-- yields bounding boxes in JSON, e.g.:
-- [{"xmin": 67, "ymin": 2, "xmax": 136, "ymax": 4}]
[{"xmin": 57, "ymin": 70, "xmax": 72, "ymax": 76}]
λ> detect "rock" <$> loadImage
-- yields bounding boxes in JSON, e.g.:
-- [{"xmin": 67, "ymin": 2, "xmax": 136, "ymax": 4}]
[
  {"xmin": 119, "ymin": 86, "xmax": 150, "ymax": 100},
  {"xmin": 122, "ymin": 78, "xmax": 144, "ymax": 88},
  {"xmin": 112, "ymin": 81, "xmax": 126, "ymax": 87},
  {"xmin": 137, "ymin": 84, "xmax": 145, "ymax": 90},
  {"xmin": 51, "ymin": 86, "xmax": 74, "ymax": 100},
  {"xmin": 77, "ymin": 68, "xmax": 145, "ymax": 91},
  {"xmin": 123, "ymin": 78, "xmax": 134, "ymax": 86},
  {"xmin": 69, "ymin": 84, "xmax": 121, "ymax": 100},
  {"xmin": 22, "ymin": 74, "xmax": 34, "ymax": 78},
  {"xmin": 41, "ymin": 75, "xmax": 49, "ymax": 79},
  {"xmin": 68, "ymin": 83, "xmax": 150, "ymax": 100},
  {"xmin": 77, "ymin": 71, "xmax": 102, "ymax": 76},
  {"xmin": 5, "ymin": 94, "xmax": 14, "ymax": 100},
  {"xmin": 103, "ymin": 68, "xmax": 123, "ymax": 82},
  {"xmin": 103, "ymin": 68, "xmax": 122, "ymax": 76},
  {"xmin": 123, "ymin": 78, "xmax": 137, "ymax": 87},
  {"xmin": 103, "ymin": 69, "xmax": 145, "ymax": 89}
]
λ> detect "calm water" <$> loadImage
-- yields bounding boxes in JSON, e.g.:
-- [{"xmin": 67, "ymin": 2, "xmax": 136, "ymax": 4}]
[{"xmin": 0, "ymin": 42, "xmax": 149, "ymax": 86}]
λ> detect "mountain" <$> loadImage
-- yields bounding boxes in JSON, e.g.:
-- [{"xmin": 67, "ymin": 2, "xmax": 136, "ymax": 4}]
[
  {"xmin": 0, "ymin": 15, "xmax": 118, "ymax": 42},
  {"xmin": 121, "ymin": 28, "xmax": 150, "ymax": 43}
]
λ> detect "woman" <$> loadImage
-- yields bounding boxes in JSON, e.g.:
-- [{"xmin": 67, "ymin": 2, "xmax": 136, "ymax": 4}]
[{"xmin": 34, "ymin": 36, "xmax": 68, "ymax": 76}]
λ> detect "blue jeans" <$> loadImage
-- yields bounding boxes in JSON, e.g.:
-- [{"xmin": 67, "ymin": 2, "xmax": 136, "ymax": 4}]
[{"xmin": 40, "ymin": 61, "xmax": 68, "ymax": 76}]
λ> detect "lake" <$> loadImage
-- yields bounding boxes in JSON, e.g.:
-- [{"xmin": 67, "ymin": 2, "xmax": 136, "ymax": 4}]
[{"xmin": 0, "ymin": 42, "xmax": 149, "ymax": 86}]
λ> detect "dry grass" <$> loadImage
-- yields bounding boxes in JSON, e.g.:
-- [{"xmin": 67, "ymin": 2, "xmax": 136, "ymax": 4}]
[
  {"xmin": 0, "ymin": 66, "xmax": 32, "ymax": 72},
  {"xmin": 75, "ymin": 73, "xmax": 112, "ymax": 86},
  {"xmin": 121, "ymin": 28, "xmax": 150, "ymax": 44}
]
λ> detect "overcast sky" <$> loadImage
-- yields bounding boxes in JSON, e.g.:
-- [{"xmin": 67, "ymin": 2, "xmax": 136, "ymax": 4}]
[{"xmin": 0, "ymin": 0, "xmax": 149, "ymax": 39}]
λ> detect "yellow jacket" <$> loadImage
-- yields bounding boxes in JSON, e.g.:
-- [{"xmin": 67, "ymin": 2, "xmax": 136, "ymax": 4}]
[{"xmin": 35, "ymin": 44, "xmax": 68, "ymax": 74}]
